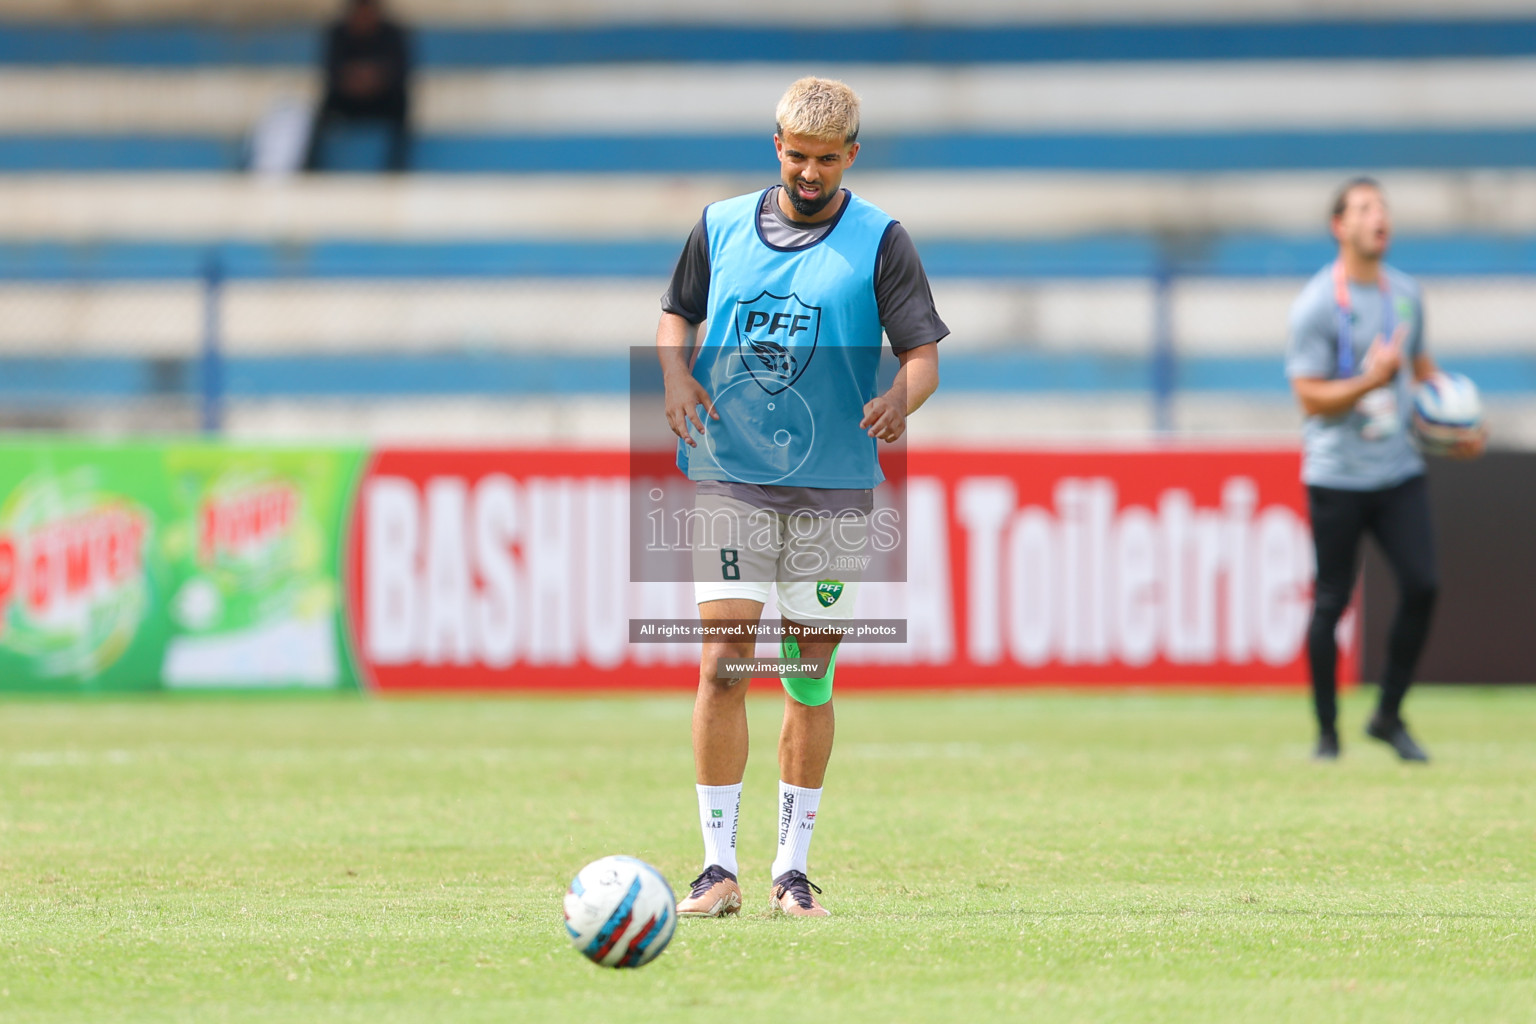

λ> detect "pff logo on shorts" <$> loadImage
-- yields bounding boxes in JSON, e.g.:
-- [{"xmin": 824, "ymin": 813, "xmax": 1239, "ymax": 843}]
[{"xmin": 815, "ymin": 581, "xmax": 845, "ymax": 608}]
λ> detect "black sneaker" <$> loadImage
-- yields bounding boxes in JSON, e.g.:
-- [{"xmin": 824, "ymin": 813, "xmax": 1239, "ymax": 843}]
[
  {"xmin": 676, "ymin": 864, "xmax": 741, "ymax": 917},
  {"xmin": 1365, "ymin": 715, "xmax": 1430, "ymax": 763},
  {"xmin": 1313, "ymin": 733, "xmax": 1340, "ymax": 760},
  {"xmin": 769, "ymin": 869, "xmax": 829, "ymax": 917}
]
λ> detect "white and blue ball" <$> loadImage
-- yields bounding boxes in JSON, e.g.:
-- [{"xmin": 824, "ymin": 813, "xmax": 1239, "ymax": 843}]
[
  {"xmin": 1412, "ymin": 372, "xmax": 1483, "ymax": 455},
  {"xmin": 563, "ymin": 856, "xmax": 677, "ymax": 968}
]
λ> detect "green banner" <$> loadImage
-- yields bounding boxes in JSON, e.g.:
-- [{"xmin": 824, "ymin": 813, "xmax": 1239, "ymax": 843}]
[{"xmin": 0, "ymin": 441, "xmax": 364, "ymax": 692}]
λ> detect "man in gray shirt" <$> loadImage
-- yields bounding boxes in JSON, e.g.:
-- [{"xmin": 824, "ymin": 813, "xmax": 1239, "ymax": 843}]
[{"xmin": 1286, "ymin": 177, "xmax": 1485, "ymax": 762}]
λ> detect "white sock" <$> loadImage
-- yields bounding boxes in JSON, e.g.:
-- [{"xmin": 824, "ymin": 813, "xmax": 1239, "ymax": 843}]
[
  {"xmin": 770, "ymin": 781, "xmax": 822, "ymax": 880},
  {"xmin": 695, "ymin": 783, "xmax": 742, "ymax": 876}
]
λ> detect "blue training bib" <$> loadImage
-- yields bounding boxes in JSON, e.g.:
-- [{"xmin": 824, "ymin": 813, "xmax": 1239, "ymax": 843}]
[{"xmin": 678, "ymin": 189, "xmax": 893, "ymax": 488}]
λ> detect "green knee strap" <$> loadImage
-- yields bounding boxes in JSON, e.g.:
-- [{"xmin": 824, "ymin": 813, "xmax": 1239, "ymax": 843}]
[{"xmin": 781, "ymin": 635, "xmax": 837, "ymax": 707}]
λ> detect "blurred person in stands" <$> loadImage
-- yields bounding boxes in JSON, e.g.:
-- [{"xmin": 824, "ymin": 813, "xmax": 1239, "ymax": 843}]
[
  {"xmin": 305, "ymin": 0, "xmax": 412, "ymax": 172},
  {"xmin": 1286, "ymin": 177, "xmax": 1485, "ymax": 764}
]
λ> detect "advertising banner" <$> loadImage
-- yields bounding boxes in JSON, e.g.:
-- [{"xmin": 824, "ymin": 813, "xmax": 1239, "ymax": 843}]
[
  {"xmin": 0, "ymin": 441, "xmax": 1348, "ymax": 691},
  {"xmin": 0, "ymin": 441, "xmax": 362, "ymax": 692},
  {"xmin": 158, "ymin": 445, "xmax": 363, "ymax": 690},
  {"xmin": 847, "ymin": 447, "xmax": 1348, "ymax": 687},
  {"xmin": 347, "ymin": 448, "xmax": 678, "ymax": 692},
  {"xmin": 346, "ymin": 446, "xmax": 1351, "ymax": 692},
  {"xmin": 0, "ymin": 443, "xmax": 165, "ymax": 692}
]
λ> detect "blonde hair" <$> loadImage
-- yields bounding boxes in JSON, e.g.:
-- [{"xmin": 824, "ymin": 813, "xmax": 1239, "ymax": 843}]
[{"xmin": 775, "ymin": 77, "xmax": 860, "ymax": 144}]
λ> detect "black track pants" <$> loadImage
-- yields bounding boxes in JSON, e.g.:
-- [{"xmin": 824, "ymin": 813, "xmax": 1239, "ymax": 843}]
[{"xmin": 1306, "ymin": 474, "xmax": 1438, "ymax": 734}]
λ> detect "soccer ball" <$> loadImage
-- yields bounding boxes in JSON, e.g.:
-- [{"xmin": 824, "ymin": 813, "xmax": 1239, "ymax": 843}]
[
  {"xmin": 563, "ymin": 856, "xmax": 677, "ymax": 968},
  {"xmin": 1411, "ymin": 372, "xmax": 1483, "ymax": 455}
]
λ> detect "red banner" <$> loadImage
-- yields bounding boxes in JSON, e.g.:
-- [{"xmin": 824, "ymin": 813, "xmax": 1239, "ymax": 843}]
[{"xmin": 345, "ymin": 446, "xmax": 1355, "ymax": 692}]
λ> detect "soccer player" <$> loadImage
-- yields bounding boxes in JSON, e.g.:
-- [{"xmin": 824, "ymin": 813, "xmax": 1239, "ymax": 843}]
[
  {"xmin": 1286, "ymin": 177, "xmax": 1485, "ymax": 763},
  {"xmin": 655, "ymin": 78, "xmax": 946, "ymax": 916}
]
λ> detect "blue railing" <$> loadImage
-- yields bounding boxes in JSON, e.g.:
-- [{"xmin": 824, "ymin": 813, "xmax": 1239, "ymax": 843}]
[
  {"xmin": 15, "ymin": 234, "xmax": 1536, "ymax": 281},
  {"xmin": 8, "ymin": 130, "xmax": 1536, "ymax": 174},
  {"xmin": 5, "ymin": 235, "xmax": 1536, "ymax": 430},
  {"xmin": 4, "ymin": 19, "xmax": 1536, "ymax": 67}
]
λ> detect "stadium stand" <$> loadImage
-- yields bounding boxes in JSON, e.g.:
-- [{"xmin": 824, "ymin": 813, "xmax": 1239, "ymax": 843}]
[{"xmin": 4, "ymin": 0, "xmax": 1536, "ymax": 443}]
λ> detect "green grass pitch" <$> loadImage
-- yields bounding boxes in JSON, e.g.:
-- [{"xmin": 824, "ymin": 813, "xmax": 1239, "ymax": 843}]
[{"xmin": 3, "ymin": 689, "xmax": 1534, "ymax": 1023}]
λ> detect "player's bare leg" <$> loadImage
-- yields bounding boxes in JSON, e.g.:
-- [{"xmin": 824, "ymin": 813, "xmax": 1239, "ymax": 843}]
[
  {"xmin": 692, "ymin": 598, "xmax": 762, "ymax": 785},
  {"xmin": 770, "ymin": 620, "xmax": 840, "ymax": 917},
  {"xmin": 678, "ymin": 598, "xmax": 761, "ymax": 918}
]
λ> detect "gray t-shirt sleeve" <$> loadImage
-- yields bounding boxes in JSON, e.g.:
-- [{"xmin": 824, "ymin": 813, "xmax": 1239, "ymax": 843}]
[
  {"xmin": 1285, "ymin": 276, "xmax": 1337, "ymax": 380},
  {"xmin": 660, "ymin": 216, "xmax": 710, "ymax": 324},
  {"xmin": 875, "ymin": 222, "xmax": 949, "ymax": 353}
]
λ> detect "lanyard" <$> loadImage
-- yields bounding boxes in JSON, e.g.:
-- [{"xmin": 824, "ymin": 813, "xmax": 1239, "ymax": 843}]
[{"xmin": 1332, "ymin": 259, "xmax": 1394, "ymax": 378}]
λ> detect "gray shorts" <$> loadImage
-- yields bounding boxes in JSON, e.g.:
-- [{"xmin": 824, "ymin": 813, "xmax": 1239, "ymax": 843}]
[{"xmin": 689, "ymin": 492, "xmax": 867, "ymax": 625}]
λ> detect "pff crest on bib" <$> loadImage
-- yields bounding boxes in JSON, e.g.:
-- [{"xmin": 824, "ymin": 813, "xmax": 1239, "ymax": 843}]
[{"xmin": 734, "ymin": 291, "xmax": 821, "ymax": 395}]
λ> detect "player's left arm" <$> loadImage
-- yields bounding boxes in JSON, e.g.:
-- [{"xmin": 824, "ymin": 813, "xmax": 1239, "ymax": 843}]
[
  {"xmin": 862, "ymin": 343, "xmax": 939, "ymax": 443},
  {"xmin": 862, "ymin": 222, "xmax": 946, "ymax": 443}
]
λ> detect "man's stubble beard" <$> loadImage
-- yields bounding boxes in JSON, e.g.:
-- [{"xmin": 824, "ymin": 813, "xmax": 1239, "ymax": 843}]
[{"xmin": 786, "ymin": 183, "xmax": 836, "ymax": 218}]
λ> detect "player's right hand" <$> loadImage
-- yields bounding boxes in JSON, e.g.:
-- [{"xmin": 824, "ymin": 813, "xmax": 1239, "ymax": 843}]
[
  {"xmin": 664, "ymin": 374, "xmax": 718, "ymax": 447},
  {"xmin": 1361, "ymin": 324, "xmax": 1407, "ymax": 387}
]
